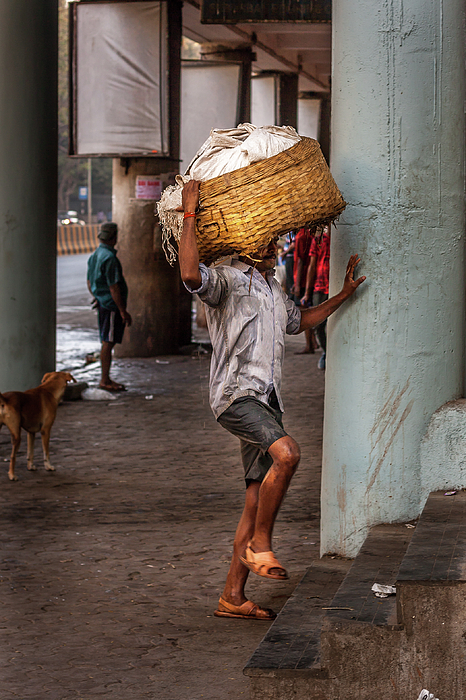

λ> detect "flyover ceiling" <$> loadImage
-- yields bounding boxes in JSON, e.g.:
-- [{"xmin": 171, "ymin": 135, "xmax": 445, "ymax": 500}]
[{"xmin": 182, "ymin": 1, "xmax": 331, "ymax": 93}]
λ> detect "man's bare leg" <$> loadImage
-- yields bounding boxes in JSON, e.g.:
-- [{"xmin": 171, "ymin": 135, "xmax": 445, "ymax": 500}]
[
  {"xmin": 221, "ymin": 435, "xmax": 300, "ymax": 602},
  {"xmin": 220, "ymin": 481, "xmax": 260, "ymax": 606},
  {"xmin": 100, "ymin": 340, "xmax": 115, "ymax": 388},
  {"xmin": 295, "ymin": 328, "xmax": 317, "ymax": 354},
  {"xmin": 248, "ymin": 435, "xmax": 300, "ymax": 576}
]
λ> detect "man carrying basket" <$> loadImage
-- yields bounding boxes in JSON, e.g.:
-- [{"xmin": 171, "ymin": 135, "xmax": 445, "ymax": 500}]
[{"xmin": 179, "ymin": 179, "xmax": 366, "ymax": 621}]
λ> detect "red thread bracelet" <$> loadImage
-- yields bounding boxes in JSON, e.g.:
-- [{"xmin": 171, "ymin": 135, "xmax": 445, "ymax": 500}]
[{"xmin": 183, "ymin": 212, "xmax": 196, "ymax": 220}]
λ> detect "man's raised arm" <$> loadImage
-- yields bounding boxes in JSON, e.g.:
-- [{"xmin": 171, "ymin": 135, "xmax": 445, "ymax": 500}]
[
  {"xmin": 298, "ymin": 255, "xmax": 366, "ymax": 332},
  {"xmin": 178, "ymin": 180, "xmax": 202, "ymax": 289}
]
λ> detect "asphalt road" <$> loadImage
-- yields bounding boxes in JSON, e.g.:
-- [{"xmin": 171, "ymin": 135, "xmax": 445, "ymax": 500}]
[
  {"xmin": 57, "ymin": 252, "xmax": 96, "ymax": 332},
  {"xmin": 56, "ymin": 253, "xmax": 100, "ymax": 372},
  {"xmin": 57, "ymin": 253, "xmax": 90, "ymax": 306}
]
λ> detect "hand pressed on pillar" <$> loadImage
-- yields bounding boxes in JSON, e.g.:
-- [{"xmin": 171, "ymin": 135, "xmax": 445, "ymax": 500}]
[{"xmin": 298, "ymin": 254, "xmax": 365, "ymax": 332}]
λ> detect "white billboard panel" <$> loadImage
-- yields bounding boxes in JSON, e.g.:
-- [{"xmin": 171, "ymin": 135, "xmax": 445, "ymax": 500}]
[
  {"xmin": 298, "ymin": 99, "xmax": 321, "ymax": 139},
  {"xmin": 180, "ymin": 61, "xmax": 240, "ymax": 174},
  {"xmin": 251, "ymin": 75, "xmax": 276, "ymax": 127},
  {"xmin": 75, "ymin": 1, "xmax": 169, "ymax": 156}
]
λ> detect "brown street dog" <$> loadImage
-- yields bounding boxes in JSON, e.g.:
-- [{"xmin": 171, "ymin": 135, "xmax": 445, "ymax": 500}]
[{"xmin": 0, "ymin": 371, "xmax": 76, "ymax": 481}]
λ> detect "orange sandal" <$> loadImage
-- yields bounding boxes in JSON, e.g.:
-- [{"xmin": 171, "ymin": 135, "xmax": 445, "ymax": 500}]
[
  {"xmin": 214, "ymin": 597, "xmax": 276, "ymax": 620},
  {"xmin": 239, "ymin": 544, "xmax": 288, "ymax": 580}
]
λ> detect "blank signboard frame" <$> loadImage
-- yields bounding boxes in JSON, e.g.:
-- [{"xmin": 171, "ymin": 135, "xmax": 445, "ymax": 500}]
[
  {"xmin": 69, "ymin": 0, "xmax": 181, "ymax": 158},
  {"xmin": 180, "ymin": 59, "xmax": 242, "ymax": 173}
]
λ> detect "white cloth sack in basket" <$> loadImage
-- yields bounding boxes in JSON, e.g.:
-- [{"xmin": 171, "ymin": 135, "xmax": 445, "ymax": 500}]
[{"xmin": 157, "ymin": 123, "xmax": 301, "ymax": 264}]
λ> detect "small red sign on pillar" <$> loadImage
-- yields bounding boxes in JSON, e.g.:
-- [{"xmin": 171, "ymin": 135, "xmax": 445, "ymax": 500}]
[{"xmin": 135, "ymin": 177, "xmax": 163, "ymax": 200}]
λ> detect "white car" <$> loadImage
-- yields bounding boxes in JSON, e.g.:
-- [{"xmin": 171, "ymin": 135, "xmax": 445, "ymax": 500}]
[{"xmin": 60, "ymin": 210, "xmax": 86, "ymax": 225}]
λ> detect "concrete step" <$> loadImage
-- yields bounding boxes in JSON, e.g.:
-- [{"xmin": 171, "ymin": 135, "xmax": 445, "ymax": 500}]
[
  {"xmin": 244, "ymin": 556, "xmax": 351, "ymax": 699},
  {"xmin": 244, "ymin": 524, "xmax": 412, "ymax": 699},
  {"xmin": 397, "ymin": 490, "xmax": 466, "ymax": 583},
  {"xmin": 320, "ymin": 524, "xmax": 414, "ymax": 700},
  {"xmin": 245, "ymin": 493, "xmax": 466, "ymax": 699},
  {"xmin": 394, "ymin": 490, "xmax": 466, "ymax": 698},
  {"xmin": 324, "ymin": 523, "xmax": 413, "ymax": 629}
]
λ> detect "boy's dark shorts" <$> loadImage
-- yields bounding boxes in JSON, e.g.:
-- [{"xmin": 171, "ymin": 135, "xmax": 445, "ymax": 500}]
[
  {"xmin": 217, "ymin": 393, "xmax": 287, "ymax": 486},
  {"xmin": 98, "ymin": 304, "xmax": 125, "ymax": 344}
]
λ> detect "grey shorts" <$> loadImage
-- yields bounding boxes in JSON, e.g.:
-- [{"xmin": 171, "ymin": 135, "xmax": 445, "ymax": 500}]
[
  {"xmin": 217, "ymin": 394, "xmax": 287, "ymax": 486},
  {"xmin": 98, "ymin": 304, "xmax": 125, "ymax": 344}
]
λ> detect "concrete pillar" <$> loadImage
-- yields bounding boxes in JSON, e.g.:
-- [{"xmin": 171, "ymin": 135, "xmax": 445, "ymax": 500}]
[
  {"xmin": 113, "ymin": 159, "xmax": 191, "ymax": 357},
  {"xmin": 200, "ymin": 43, "xmax": 254, "ymax": 124},
  {"xmin": 321, "ymin": 0, "xmax": 465, "ymax": 556},
  {"xmin": 318, "ymin": 94, "xmax": 331, "ymax": 164},
  {"xmin": 276, "ymin": 73, "xmax": 298, "ymax": 129},
  {"xmin": 0, "ymin": 1, "xmax": 57, "ymax": 391}
]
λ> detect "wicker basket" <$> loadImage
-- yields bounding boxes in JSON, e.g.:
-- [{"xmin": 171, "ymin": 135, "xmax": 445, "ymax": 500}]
[{"xmin": 194, "ymin": 137, "xmax": 345, "ymax": 264}]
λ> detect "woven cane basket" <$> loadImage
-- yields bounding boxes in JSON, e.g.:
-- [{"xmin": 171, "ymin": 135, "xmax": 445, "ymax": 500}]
[{"xmin": 194, "ymin": 137, "xmax": 345, "ymax": 264}]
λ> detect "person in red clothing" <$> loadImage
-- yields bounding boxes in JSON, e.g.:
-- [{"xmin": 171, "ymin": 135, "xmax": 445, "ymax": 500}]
[
  {"xmin": 301, "ymin": 224, "xmax": 331, "ymax": 369},
  {"xmin": 292, "ymin": 227, "xmax": 312, "ymax": 299},
  {"xmin": 292, "ymin": 227, "xmax": 318, "ymax": 354}
]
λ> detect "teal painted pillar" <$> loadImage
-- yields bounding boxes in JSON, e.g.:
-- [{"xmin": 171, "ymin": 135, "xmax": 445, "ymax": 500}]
[
  {"xmin": 0, "ymin": 1, "xmax": 58, "ymax": 391},
  {"xmin": 321, "ymin": 0, "xmax": 465, "ymax": 556}
]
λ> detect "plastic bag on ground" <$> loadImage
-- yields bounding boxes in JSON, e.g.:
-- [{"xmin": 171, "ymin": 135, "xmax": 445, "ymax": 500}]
[
  {"xmin": 417, "ymin": 690, "xmax": 439, "ymax": 700},
  {"xmin": 81, "ymin": 387, "xmax": 117, "ymax": 401},
  {"xmin": 371, "ymin": 583, "xmax": 396, "ymax": 598}
]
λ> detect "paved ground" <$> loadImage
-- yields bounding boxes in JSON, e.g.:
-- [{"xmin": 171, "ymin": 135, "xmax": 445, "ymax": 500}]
[{"xmin": 1, "ymin": 262, "xmax": 327, "ymax": 699}]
